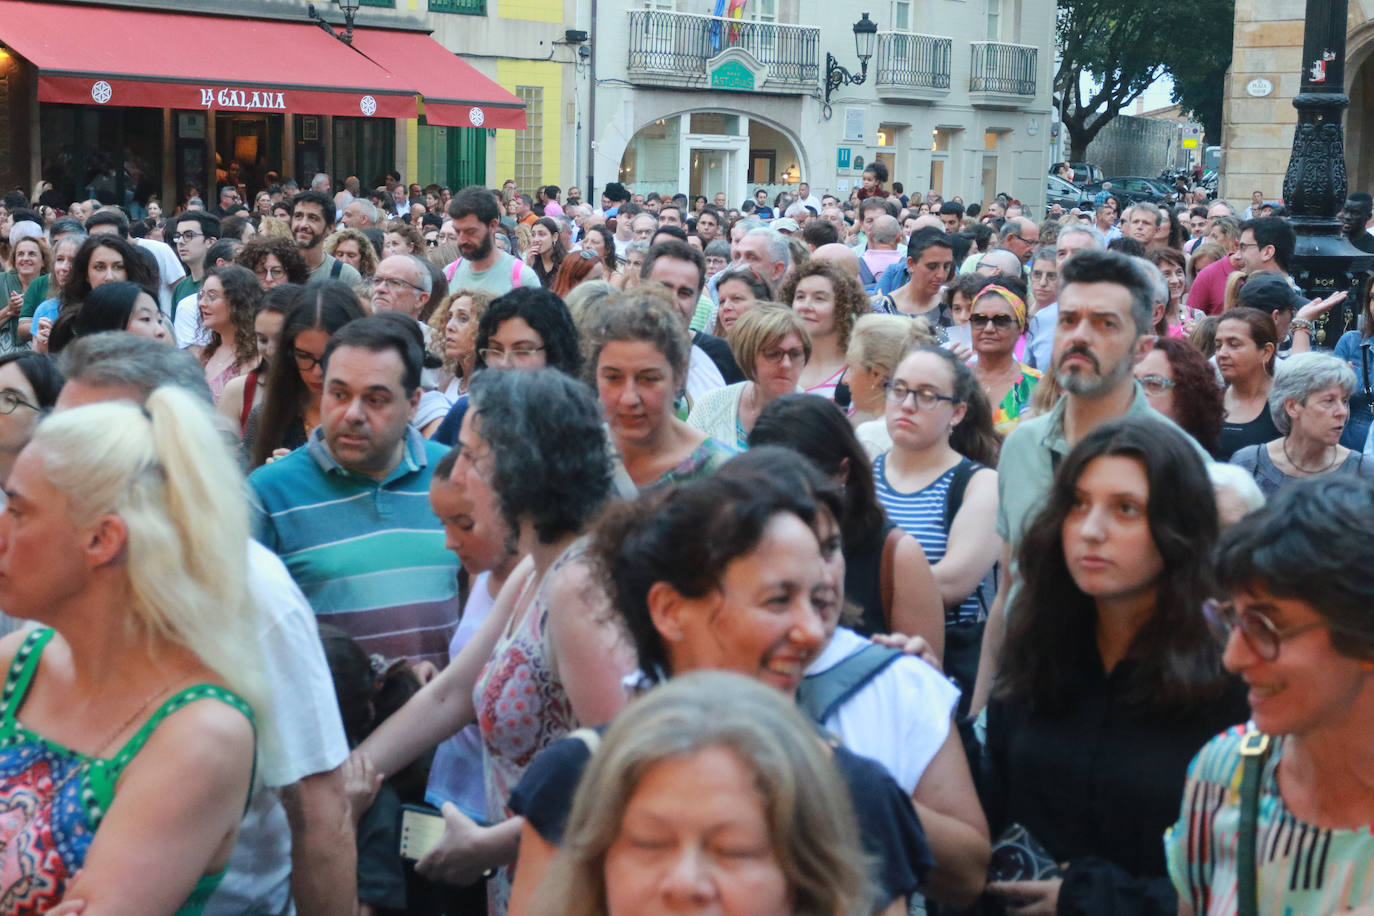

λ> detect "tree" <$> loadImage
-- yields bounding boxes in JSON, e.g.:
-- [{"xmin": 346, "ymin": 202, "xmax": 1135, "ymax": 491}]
[
  {"xmin": 1167, "ymin": 0, "xmax": 1235, "ymax": 146},
  {"xmin": 1055, "ymin": 0, "xmax": 1234, "ymax": 160}
]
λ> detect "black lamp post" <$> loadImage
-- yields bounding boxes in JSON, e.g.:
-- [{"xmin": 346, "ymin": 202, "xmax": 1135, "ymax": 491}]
[
  {"xmin": 824, "ymin": 13, "xmax": 878, "ymax": 107},
  {"xmin": 308, "ymin": 0, "xmax": 361, "ymax": 45},
  {"xmin": 1281, "ymin": 0, "xmax": 1373, "ymax": 345}
]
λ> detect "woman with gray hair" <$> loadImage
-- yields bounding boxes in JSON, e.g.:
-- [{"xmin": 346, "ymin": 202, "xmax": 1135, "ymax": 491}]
[{"xmin": 1229, "ymin": 350, "xmax": 1374, "ymax": 495}]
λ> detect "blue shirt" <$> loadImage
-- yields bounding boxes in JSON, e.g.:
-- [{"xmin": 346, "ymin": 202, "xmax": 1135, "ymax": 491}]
[
  {"xmin": 247, "ymin": 427, "xmax": 460, "ymax": 667},
  {"xmin": 1333, "ymin": 329, "xmax": 1374, "ymax": 451}
]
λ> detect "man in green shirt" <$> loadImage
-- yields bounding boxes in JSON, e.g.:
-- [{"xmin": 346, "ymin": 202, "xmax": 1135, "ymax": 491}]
[
  {"xmin": 168, "ymin": 211, "xmax": 220, "ymax": 325},
  {"xmin": 291, "ymin": 191, "xmax": 362, "ymax": 286}
]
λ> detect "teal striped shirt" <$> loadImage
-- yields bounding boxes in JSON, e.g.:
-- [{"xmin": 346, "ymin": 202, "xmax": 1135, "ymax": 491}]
[{"xmin": 247, "ymin": 428, "xmax": 460, "ymax": 667}]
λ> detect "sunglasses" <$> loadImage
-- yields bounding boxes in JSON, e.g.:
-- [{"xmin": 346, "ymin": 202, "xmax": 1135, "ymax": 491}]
[{"xmin": 969, "ymin": 313, "xmax": 1016, "ymax": 330}]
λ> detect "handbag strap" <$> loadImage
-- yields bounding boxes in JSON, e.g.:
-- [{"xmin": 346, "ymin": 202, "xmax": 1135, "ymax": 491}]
[{"xmin": 1236, "ymin": 727, "xmax": 1272, "ymax": 916}]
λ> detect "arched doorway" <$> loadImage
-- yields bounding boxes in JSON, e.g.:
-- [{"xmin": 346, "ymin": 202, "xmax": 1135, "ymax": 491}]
[
  {"xmin": 1344, "ymin": 24, "xmax": 1374, "ymax": 195},
  {"xmin": 617, "ymin": 111, "xmax": 805, "ymax": 210}
]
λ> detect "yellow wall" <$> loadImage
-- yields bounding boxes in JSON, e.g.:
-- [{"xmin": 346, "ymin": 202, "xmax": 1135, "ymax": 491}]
[
  {"xmin": 494, "ymin": 59, "xmax": 562, "ymax": 186},
  {"xmin": 497, "ymin": 0, "xmax": 562, "ymax": 24}
]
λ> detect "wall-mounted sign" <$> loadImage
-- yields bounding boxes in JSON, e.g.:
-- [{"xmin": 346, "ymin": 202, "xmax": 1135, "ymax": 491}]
[
  {"xmin": 1246, "ymin": 77, "xmax": 1274, "ymax": 98},
  {"xmin": 710, "ymin": 59, "xmax": 755, "ymax": 91},
  {"xmin": 837, "ymin": 146, "xmax": 852, "ymax": 170}
]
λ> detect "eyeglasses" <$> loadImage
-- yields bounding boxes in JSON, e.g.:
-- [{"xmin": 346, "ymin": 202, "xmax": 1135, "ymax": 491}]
[
  {"xmin": 884, "ymin": 381, "xmax": 957, "ymax": 409},
  {"xmin": 970, "ymin": 313, "xmax": 1016, "ymax": 330},
  {"xmin": 369, "ymin": 275, "xmax": 425, "ymax": 294},
  {"xmin": 0, "ymin": 390, "xmax": 41, "ymax": 415},
  {"xmin": 479, "ymin": 346, "xmax": 545, "ymax": 365},
  {"xmin": 759, "ymin": 346, "xmax": 806, "ymax": 365},
  {"xmin": 254, "ymin": 266, "xmax": 286, "ymax": 280},
  {"xmin": 1137, "ymin": 375, "xmax": 1177, "ymax": 397},
  {"xmin": 1202, "ymin": 599, "xmax": 1329, "ymax": 662},
  {"xmin": 173, "ymin": 231, "xmax": 204, "ymax": 243},
  {"xmin": 293, "ymin": 350, "xmax": 324, "ymax": 371}
]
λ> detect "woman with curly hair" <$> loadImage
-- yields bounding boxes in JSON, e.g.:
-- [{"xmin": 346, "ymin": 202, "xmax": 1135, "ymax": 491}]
[
  {"xmin": 525, "ymin": 217, "xmax": 566, "ymax": 288},
  {"xmin": 1133, "ymin": 336, "xmax": 1224, "ymax": 456},
  {"xmin": 781, "ymin": 260, "xmax": 870, "ymax": 400},
  {"xmin": 581, "ymin": 224, "xmax": 618, "ymax": 273},
  {"xmin": 426, "ymin": 288, "xmax": 496, "ymax": 399},
  {"xmin": 193, "ymin": 264, "xmax": 261, "ymax": 403},
  {"xmin": 235, "ymin": 236, "xmax": 308, "ymax": 291},
  {"xmin": 325, "ymin": 227, "xmax": 379, "ymax": 278}
]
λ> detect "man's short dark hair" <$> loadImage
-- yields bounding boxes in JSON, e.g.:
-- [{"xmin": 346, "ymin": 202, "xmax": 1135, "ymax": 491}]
[
  {"xmin": 660, "ymin": 204, "xmax": 684, "ymax": 223},
  {"xmin": 618, "ymin": 202, "xmax": 644, "ymax": 221},
  {"xmin": 802, "ymin": 220, "xmax": 840, "ymax": 248},
  {"xmin": 322, "ymin": 314, "xmax": 423, "ymax": 395},
  {"xmin": 291, "ymin": 190, "xmax": 336, "ymax": 226},
  {"xmin": 3, "ymin": 191, "xmax": 28, "ymax": 211},
  {"xmin": 642, "ymin": 239, "xmax": 706, "ymax": 294},
  {"xmin": 203, "ymin": 238, "xmax": 244, "ymax": 273},
  {"xmin": 905, "ymin": 227, "xmax": 954, "ymax": 263},
  {"xmin": 85, "ymin": 209, "xmax": 130, "ymax": 237},
  {"xmin": 859, "ymin": 197, "xmax": 889, "ymax": 218},
  {"xmin": 420, "ymin": 212, "xmax": 443, "ymax": 230},
  {"xmin": 1349, "ymin": 191, "xmax": 1373, "ymax": 209},
  {"xmin": 938, "ymin": 201, "xmax": 965, "ymax": 218},
  {"xmin": 173, "ymin": 211, "xmax": 221, "ymax": 239},
  {"xmin": 447, "ymin": 185, "xmax": 499, "ymax": 224},
  {"xmin": 1240, "ymin": 217, "xmax": 1297, "ymax": 272},
  {"xmin": 48, "ymin": 217, "xmax": 85, "ymax": 240},
  {"xmin": 651, "ymin": 226, "xmax": 688, "ymax": 245},
  {"xmin": 1059, "ymin": 248, "xmax": 1155, "ymax": 335}
]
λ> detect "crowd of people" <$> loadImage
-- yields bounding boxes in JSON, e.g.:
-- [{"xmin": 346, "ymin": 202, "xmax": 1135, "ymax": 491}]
[{"xmin": 0, "ymin": 160, "xmax": 1368, "ymax": 916}]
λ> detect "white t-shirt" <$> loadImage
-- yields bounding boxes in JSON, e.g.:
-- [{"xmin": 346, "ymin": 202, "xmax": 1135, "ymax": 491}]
[
  {"xmin": 804, "ymin": 626, "xmax": 959, "ymax": 794},
  {"xmin": 135, "ymin": 237, "xmax": 186, "ymax": 316},
  {"xmin": 205, "ymin": 541, "xmax": 350, "ymax": 914},
  {"xmin": 173, "ymin": 291, "xmax": 210, "ymax": 349},
  {"xmin": 685, "ymin": 343, "xmax": 726, "ymax": 406}
]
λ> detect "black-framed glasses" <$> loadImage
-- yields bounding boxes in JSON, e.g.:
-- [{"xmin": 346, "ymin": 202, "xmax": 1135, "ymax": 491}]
[
  {"xmin": 884, "ymin": 381, "xmax": 957, "ymax": 410},
  {"xmin": 173, "ymin": 231, "xmax": 204, "ymax": 243},
  {"xmin": 369, "ymin": 276, "xmax": 425, "ymax": 293},
  {"xmin": 1202, "ymin": 599, "xmax": 1328, "ymax": 662},
  {"xmin": 759, "ymin": 346, "xmax": 806, "ymax": 365},
  {"xmin": 970, "ymin": 313, "xmax": 1016, "ymax": 330},
  {"xmin": 1137, "ymin": 375, "xmax": 1177, "ymax": 397},
  {"xmin": 0, "ymin": 391, "xmax": 41, "ymax": 415},
  {"xmin": 293, "ymin": 350, "xmax": 324, "ymax": 371},
  {"xmin": 479, "ymin": 346, "xmax": 545, "ymax": 365}
]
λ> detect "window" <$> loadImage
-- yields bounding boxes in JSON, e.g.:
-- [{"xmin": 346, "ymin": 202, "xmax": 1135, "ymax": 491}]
[
  {"xmin": 354, "ymin": 0, "xmax": 394, "ymax": 7},
  {"xmin": 890, "ymin": 0, "xmax": 911, "ymax": 31},
  {"xmin": 986, "ymin": 0, "xmax": 1000, "ymax": 40},
  {"xmin": 514, "ymin": 86, "xmax": 543, "ymax": 192},
  {"xmin": 430, "ymin": 0, "xmax": 486, "ymax": 13}
]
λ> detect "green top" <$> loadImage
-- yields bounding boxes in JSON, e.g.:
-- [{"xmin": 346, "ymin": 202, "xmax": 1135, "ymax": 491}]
[
  {"xmin": 0, "ymin": 627, "xmax": 255, "ymax": 914},
  {"xmin": 20, "ymin": 273, "xmax": 49, "ymax": 319},
  {"xmin": 171, "ymin": 275, "xmax": 202, "ymax": 324}
]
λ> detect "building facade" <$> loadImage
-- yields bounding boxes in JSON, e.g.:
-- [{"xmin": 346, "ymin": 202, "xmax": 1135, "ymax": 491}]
[
  {"xmin": 584, "ymin": 0, "xmax": 1056, "ymax": 211},
  {"xmin": 1222, "ymin": 0, "xmax": 1374, "ymax": 207}
]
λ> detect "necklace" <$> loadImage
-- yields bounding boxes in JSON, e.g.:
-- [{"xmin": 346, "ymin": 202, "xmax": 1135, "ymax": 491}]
[{"xmin": 1281, "ymin": 437, "xmax": 1340, "ymax": 475}]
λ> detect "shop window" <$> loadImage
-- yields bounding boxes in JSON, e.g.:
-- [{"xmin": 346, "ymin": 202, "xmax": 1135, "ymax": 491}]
[
  {"xmin": 40, "ymin": 104, "xmax": 163, "ymax": 213},
  {"xmin": 514, "ymin": 86, "xmax": 544, "ymax": 191}
]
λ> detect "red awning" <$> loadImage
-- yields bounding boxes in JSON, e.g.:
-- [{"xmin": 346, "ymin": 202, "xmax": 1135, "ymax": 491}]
[
  {"xmin": 0, "ymin": 1, "xmax": 416, "ymax": 119},
  {"xmin": 349, "ymin": 29, "xmax": 528, "ymax": 130}
]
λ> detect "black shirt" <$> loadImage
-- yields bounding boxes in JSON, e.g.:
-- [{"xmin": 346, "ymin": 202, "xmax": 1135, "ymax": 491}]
[
  {"xmin": 692, "ymin": 330, "xmax": 746, "ymax": 384},
  {"xmin": 1217, "ymin": 402, "xmax": 1280, "ymax": 461},
  {"xmin": 981, "ymin": 627, "xmax": 1248, "ymax": 913},
  {"xmin": 510, "ymin": 728, "xmax": 931, "ymax": 908}
]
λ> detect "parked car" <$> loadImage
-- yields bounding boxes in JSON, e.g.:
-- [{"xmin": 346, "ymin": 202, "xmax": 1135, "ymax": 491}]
[
  {"xmin": 1067, "ymin": 162, "xmax": 1104, "ymax": 186},
  {"xmin": 1081, "ymin": 176, "xmax": 1174, "ymax": 207},
  {"xmin": 1046, "ymin": 174, "xmax": 1088, "ymax": 211}
]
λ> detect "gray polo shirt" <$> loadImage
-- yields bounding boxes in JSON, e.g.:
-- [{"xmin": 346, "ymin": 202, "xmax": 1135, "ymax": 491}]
[{"xmin": 995, "ymin": 383, "xmax": 1211, "ymax": 588}]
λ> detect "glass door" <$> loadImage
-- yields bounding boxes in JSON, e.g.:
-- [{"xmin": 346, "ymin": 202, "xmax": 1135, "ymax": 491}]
[{"xmin": 690, "ymin": 148, "xmax": 731, "ymax": 201}]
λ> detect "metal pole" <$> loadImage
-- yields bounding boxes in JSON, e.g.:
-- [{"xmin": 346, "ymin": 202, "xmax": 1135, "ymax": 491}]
[
  {"xmin": 586, "ymin": 0, "xmax": 597, "ymax": 200},
  {"xmin": 1281, "ymin": 0, "xmax": 1374, "ymax": 345}
]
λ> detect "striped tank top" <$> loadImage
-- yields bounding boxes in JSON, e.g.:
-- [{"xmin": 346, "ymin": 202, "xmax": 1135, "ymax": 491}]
[{"xmin": 872, "ymin": 454, "xmax": 981, "ymax": 625}]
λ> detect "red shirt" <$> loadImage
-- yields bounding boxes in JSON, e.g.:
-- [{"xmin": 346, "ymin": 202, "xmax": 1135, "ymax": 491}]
[{"xmin": 1188, "ymin": 256, "xmax": 1235, "ymax": 316}]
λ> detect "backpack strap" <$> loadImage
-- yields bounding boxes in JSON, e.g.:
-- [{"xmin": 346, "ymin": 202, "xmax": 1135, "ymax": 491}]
[
  {"xmin": 511, "ymin": 257, "xmax": 523, "ymax": 286},
  {"xmin": 444, "ymin": 258, "xmax": 463, "ymax": 283},
  {"xmin": 878, "ymin": 523, "xmax": 902, "ymax": 629},
  {"xmin": 1236, "ymin": 727, "xmax": 1273, "ymax": 916},
  {"xmin": 943, "ymin": 458, "xmax": 979, "ymax": 533},
  {"xmin": 796, "ymin": 643, "xmax": 904, "ymax": 724},
  {"xmin": 329, "ymin": 257, "xmax": 344, "ymax": 279}
]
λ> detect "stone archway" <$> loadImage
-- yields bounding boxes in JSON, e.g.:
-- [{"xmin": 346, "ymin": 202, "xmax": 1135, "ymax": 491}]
[{"xmin": 1344, "ymin": 22, "xmax": 1374, "ymax": 195}]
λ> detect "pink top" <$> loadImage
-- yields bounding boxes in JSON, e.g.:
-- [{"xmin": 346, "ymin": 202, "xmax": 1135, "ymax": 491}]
[
  {"xmin": 805, "ymin": 365, "xmax": 848, "ymax": 401},
  {"xmin": 1188, "ymin": 256, "xmax": 1236, "ymax": 316}
]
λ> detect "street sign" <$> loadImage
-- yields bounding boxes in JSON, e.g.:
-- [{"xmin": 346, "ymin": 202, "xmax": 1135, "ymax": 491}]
[
  {"xmin": 837, "ymin": 147, "xmax": 851, "ymax": 170},
  {"xmin": 1183, "ymin": 138, "xmax": 1198, "ymax": 149}
]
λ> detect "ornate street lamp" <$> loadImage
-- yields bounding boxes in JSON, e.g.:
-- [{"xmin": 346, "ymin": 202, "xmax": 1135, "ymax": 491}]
[
  {"xmin": 824, "ymin": 13, "xmax": 878, "ymax": 107},
  {"xmin": 308, "ymin": 0, "xmax": 361, "ymax": 45},
  {"xmin": 1281, "ymin": 0, "xmax": 1373, "ymax": 344}
]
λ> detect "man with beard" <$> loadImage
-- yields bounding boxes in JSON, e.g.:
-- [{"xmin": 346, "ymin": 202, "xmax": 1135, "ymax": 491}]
[
  {"xmin": 1339, "ymin": 192, "xmax": 1374, "ymax": 255},
  {"xmin": 291, "ymin": 191, "xmax": 362, "ymax": 285},
  {"xmin": 442, "ymin": 186, "xmax": 541, "ymax": 295},
  {"xmin": 968, "ymin": 249, "xmax": 1212, "ymax": 714}
]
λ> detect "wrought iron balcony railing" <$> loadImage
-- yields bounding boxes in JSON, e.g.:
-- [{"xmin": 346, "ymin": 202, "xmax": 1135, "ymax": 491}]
[
  {"xmin": 969, "ymin": 41, "xmax": 1037, "ymax": 95},
  {"xmin": 875, "ymin": 31, "xmax": 952, "ymax": 92},
  {"xmin": 626, "ymin": 9, "xmax": 820, "ymax": 89}
]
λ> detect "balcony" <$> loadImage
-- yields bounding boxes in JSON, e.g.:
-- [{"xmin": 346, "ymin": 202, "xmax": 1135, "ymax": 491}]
[
  {"xmin": 969, "ymin": 41, "xmax": 1037, "ymax": 108},
  {"xmin": 874, "ymin": 31, "xmax": 951, "ymax": 102},
  {"xmin": 626, "ymin": 9, "xmax": 820, "ymax": 95}
]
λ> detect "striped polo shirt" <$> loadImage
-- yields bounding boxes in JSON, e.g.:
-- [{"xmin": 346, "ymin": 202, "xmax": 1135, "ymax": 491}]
[{"xmin": 247, "ymin": 427, "xmax": 460, "ymax": 668}]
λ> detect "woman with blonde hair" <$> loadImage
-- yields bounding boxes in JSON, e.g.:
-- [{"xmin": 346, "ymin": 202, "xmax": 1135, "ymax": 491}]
[
  {"xmin": 845, "ymin": 313, "xmax": 934, "ymax": 455},
  {"xmin": 688, "ymin": 305, "xmax": 811, "ymax": 449},
  {"xmin": 0, "ymin": 387, "xmax": 263, "ymax": 911},
  {"xmin": 536, "ymin": 672, "xmax": 872, "ymax": 916},
  {"xmin": 324, "ymin": 227, "xmax": 379, "ymax": 278}
]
